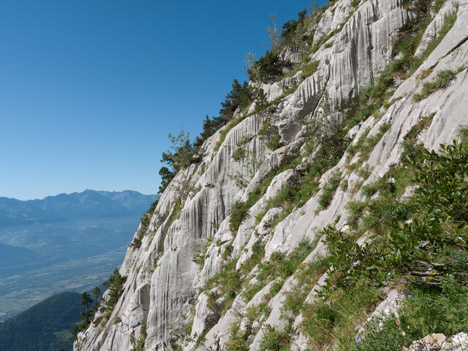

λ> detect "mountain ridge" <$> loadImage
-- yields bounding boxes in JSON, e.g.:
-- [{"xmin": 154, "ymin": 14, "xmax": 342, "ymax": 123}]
[
  {"xmin": 0, "ymin": 190, "xmax": 156, "ymax": 226},
  {"xmin": 0, "ymin": 189, "xmax": 156, "ymax": 322}
]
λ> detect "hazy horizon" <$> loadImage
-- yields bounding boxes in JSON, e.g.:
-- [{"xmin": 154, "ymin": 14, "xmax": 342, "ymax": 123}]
[{"xmin": 0, "ymin": 188, "xmax": 156, "ymax": 202}]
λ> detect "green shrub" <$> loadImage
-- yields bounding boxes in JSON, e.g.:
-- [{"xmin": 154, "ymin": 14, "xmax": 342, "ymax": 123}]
[
  {"xmin": 432, "ymin": 0, "xmax": 447, "ymax": 13},
  {"xmin": 132, "ymin": 204, "xmax": 157, "ymax": 249},
  {"xmin": 232, "ymin": 147, "xmax": 246, "ymax": 161},
  {"xmin": 259, "ymin": 324, "xmax": 291, "ymax": 351},
  {"xmin": 353, "ymin": 283, "xmax": 468, "ymax": 351},
  {"xmin": 205, "ymin": 243, "xmax": 265, "ymax": 315},
  {"xmin": 229, "ymin": 172, "xmax": 277, "ymax": 233},
  {"xmin": 413, "ymin": 69, "xmax": 457, "ymax": 101},
  {"xmin": 282, "ymin": 257, "xmax": 329, "ymax": 316},
  {"xmin": 267, "ymin": 126, "xmax": 282, "ymax": 150},
  {"xmin": 302, "ymin": 278, "xmax": 381, "ymax": 350},
  {"xmin": 311, "ymin": 30, "xmax": 337, "ymax": 54},
  {"xmin": 106, "ymin": 269, "xmax": 126, "ymax": 311},
  {"xmin": 361, "ymin": 184, "xmax": 377, "ymax": 198},
  {"xmin": 301, "ymin": 60, "xmax": 320, "ymax": 79},
  {"xmin": 346, "ymin": 200, "xmax": 368, "ymax": 229},
  {"xmin": 409, "ymin": 10, "xmax": 457, "ymax": 75},
  {"xmin": 219, "ymin": 80, "xmax": 254, "ymax": 121},
  {"xmin": 242, "ymin": 282, "xmax": 265, "ymax": 302},
  {"xmin": 280, "ymin": 9, "xmax": 309, "ymax": 45},
  {"xmin": 255, "ymin": 241, "xmax": 315, "ymax": 291},
  {"xmin": 359, "ymin": 124, "xmax": 390, "ymax": 161},
  {"xmin": 259, "ymin": 119, "xmax": 282, "ymax": 150},
  {"xmin": 225, "ymin": 323, "xmax": 249, "ymax": 351},
  {"xmin": 131, "ymin": 234, "xmax": 143, "ymax": 249},
  {"xmin": 346, "ymin": 129, "xmax": 371, "ymax": 161},
  {"xmin": 361, "ymin": 198, "xmax": 413, "ymax": 235},
  {"xmin": 229, "ymin": 201, "xmax": 253, "ymax": 233},
  {"xmin": 318, "ymin": 172, "xmax": 342, "ymax": 208},
  {"xmin": 268, "ymin": 279, "xmax": 285, "ymax": 298},
  {"xmin": 249, "ymin": 51, "xmax": 291, "ymax": 83},
  {"xmin": 330, "ymin": 138, "xmax": 467, "ymax": 295},
  {"xmin": 130, "ymin": 335, "xmax": 145, "ymax": 351},
  {"xmin": 261, "ymin": 145, "xmax": 344, "ymax": 229},
  {"xmin": 340, "ymin": 179, "xmax": 348, "ymax": 191},
  {"xmin": 205, "ymin": 259, "xmax": 241, "ymax": 314}
]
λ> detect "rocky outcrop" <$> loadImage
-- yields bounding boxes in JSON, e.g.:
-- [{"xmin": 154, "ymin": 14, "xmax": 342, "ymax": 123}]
[
  {"xmin": 407, "ymin": 333, "xmax": 468, "ymax": 351},
  {"xmin": 75, "ymin": 0, "xmax": 468, "ymax": 350},
  {"xmin": 442, "ymin": 333, "xmax": 468, "ymax": 351}
]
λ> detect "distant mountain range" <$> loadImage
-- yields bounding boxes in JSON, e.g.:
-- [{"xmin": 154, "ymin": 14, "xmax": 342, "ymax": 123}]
[
  {"xmin": 0, "ymin": 190, "xmax": 156, "ymax": 322},
  {"xmin": 0, "ymin": 189, "xmax": 156, "ymax": 226}
]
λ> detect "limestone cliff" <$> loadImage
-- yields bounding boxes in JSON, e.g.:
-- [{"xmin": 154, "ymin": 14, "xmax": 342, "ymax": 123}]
[{"xmin": 75, "ymin": 0, "xmax": 468, "ymax": 350}]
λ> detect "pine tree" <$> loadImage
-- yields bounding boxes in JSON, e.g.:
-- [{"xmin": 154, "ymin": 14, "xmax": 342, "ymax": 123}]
[
  {"xmin": 92, "ymin": 287, "xmax": 101, "ymax": 310},
  {"xmin": 81, "ymin": 292, "xmax": 93, "ymax": 322},
  {"xmin": 106, "ymin": 269, "xmax": 125, "ymax": 310}
]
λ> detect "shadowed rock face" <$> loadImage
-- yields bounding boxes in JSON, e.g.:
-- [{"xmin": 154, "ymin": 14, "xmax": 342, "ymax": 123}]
[{"xmin": 75, "ymin": 0, "xmax": 468, "ymax": 350}]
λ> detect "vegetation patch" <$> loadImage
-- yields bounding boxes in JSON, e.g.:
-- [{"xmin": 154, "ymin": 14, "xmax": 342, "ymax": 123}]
[
  {"xmin": 413, "ymin": 69, "xmax": 457, "ymax": 101},
  {"xmin": 105, "ymin": 269, "xmax": 126, "ymax": 312},
  {"xmin": 409, "ymin": 9, "xmax": 457, "ymax": 75},
  {"xmin": 340, "ymin": 0, "xmax": 456, "ymax": 132},
  {"xmin": 249, "ymin": 50, "xmax": 292, "ymax": 84},
  {"xmin": 205, "ymin": 242, "xmax": 265, "ymax": 315},
  {"xmin": 232, "ymin": 146, "xmax": 247, "ymax": 161},
  {"xmin": 259, "ymin": 324, "xmax": 292, "ymax": 351},
  {"xmin": 300, "ymin": 135, "xmax": 467, "ymax": 350},
  {"xmin": 256, "ymin": 116, "xmax": 351, "ymax": 228},
  {"xmin": 301, "ymin": 60, "xmax": 320, "ymax": 79},
  {"xmin": 350, "ymin": 0, "xmax": 360, "ymax": 8},
  {"xmin": 131, "ymin": 198, "xmax": 159, "ymax": 248},
  {"xmin": 225, "ymin": 322, "xmax": 249, "ymax": 351},
  {"xmin": 311, "ymin": 30, "xmax": 338, "ymax": 54},
  {"xmin": 258, "ymin": 118, "xmax": 282, "ymax": 151},
  {"xmin": 302, "ymin": 278, "xmax": 382, "ymax": 350},
  {"xmin": 229, "ymin": 171, "xmax": 279, "ymax": 233},
  {"xmin": 282, "ymin": 256, "xmax": 330, "ymax": 317},
  {"xmin": 318, "ymin": 172, "xmax": 342, "ymax": 209},
  {"xmin": 351, "ymin": 283, "xmax": 468, "ymax": 351},
  {"xmin": 193, "ymin": 237, "xmax": 213, "ymax": 267},
  {"xmin": 73, "ymin": 271, "xmax": 124, "ymax": 339},
  {"xmin": 245, "ymin": 241, "xmax": 316, "ymax": 302}
]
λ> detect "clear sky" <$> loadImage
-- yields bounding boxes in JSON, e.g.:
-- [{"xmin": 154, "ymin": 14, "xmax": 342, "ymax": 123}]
[{"xmin": 0, "ymin": 0, "xmax": 325, "ymax": 200}]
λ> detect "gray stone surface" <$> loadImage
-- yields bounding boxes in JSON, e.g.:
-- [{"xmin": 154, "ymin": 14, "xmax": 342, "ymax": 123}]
[
  {"xmin": 75, "ymin": 1, "xmax": 468, "ymax": 350},
  {"xmin": 442, "ymin": 333, "xmax": 468, "ymax": 351}
]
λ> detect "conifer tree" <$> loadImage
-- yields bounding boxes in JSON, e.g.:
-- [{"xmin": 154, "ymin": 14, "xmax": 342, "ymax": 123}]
[
  {"xmin": 92, "ymin": 287, "xmax": 101, "ymax": 310},
  {"xmin": 81, "ymin": 292, "xmax": 93, "ymax": 321}
]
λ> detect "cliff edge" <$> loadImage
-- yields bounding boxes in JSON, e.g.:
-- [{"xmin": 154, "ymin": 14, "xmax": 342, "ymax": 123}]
[{"xmin": 75, "ymin": 0, "xmax": 468, "ymax": 350}]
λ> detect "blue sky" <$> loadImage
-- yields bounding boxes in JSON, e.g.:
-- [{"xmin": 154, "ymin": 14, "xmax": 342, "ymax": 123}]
[{"xmin": 0, "ymin": 0, "xmax": 324, "ymax": 200}]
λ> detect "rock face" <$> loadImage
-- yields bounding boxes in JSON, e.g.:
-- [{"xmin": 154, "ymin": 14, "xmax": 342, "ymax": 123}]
[
  {"xmin": 409, "ymin": 334, "xmax": 447, "ymax": 351},
  {"xmin": 441, "ymin": 333, "xmax": 468, "ymax": 351},
  {"xmin": 75, "ymin": 0, "xmax": 468, "ymax": 350},
  {"xmin": 408, "ymin": 333, "xmax": 468, "ymax": 351}
]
